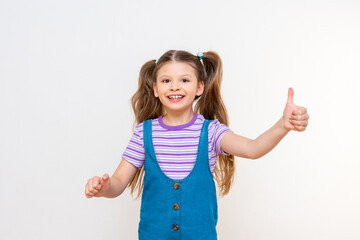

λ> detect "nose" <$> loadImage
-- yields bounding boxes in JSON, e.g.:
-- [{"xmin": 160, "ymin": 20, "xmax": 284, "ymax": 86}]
[{"xmin": 170, "ymin": 80, "xmax": 180, "ymax": 91}]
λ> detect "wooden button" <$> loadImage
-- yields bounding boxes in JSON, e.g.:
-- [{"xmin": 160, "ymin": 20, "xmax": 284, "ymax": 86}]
[
  {"xmin": 173, "ymin": 224, "xmax": 179, "ymax": 231},
  {"xmin": 174, "ymin": 183, "xmax": 180, "ymax": 190},
  {"xmin": 173, "ymin": 203, "xmax": 179, "ymax": 210}
]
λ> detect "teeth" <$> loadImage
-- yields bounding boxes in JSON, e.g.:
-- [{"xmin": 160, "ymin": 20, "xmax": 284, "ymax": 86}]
[{"xmin": 168, "ymin": 95, "xmax": 184, "ymax": 99}]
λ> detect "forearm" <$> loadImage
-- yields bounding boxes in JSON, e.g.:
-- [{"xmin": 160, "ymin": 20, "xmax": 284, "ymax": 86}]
[
  {"xmin": 100, "ymin": 176, "xmax": 127, "ymax": 198},
  {"xmin": 248, "ymin": 117, "xmax": 290, "ymax": 159}
]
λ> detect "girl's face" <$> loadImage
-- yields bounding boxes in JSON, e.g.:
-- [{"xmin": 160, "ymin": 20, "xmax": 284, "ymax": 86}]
[{"xmin": 153, "ymin": 62, "xmax": 204, "ymax": 114}]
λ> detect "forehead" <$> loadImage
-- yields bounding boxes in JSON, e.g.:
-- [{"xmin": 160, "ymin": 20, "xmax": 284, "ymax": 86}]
[{"xmin": 157, "ymin": 62, "xmax": 197, "ymax": 78}]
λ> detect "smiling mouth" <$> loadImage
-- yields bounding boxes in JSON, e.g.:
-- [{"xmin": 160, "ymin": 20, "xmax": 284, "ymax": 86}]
[{"xmin": 167, "ymin": 95, "xmax": 184, "ymax": 99}]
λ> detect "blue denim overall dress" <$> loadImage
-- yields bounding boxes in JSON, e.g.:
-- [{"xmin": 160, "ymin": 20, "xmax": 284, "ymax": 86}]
[{"xmin": 138, "ymin": 119, "xmax": 218, "ymax": 240}]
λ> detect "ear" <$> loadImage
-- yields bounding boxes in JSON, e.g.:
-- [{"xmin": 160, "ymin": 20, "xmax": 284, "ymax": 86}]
[
  {"xmin": 153, "ymin": 82, "xmax": 159, "ymax": 98},
  {"xmin": 196, "ymin": 81, "xmax": 204, "ymax": 96}
]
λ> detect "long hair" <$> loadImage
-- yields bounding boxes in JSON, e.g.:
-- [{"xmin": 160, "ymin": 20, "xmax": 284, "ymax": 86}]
[{"xmin": 127, "ymin": 50, "xmax": 235, "ymax": 199}]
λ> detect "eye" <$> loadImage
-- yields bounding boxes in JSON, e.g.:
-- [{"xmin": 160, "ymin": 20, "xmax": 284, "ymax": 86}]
[
  {"xmin": 162, "ymin": 79, "xmax": 170, "ymax": 83},
  {"xmin": 182, "ymin": 78, "xmax": 189, "ymax": 82}
]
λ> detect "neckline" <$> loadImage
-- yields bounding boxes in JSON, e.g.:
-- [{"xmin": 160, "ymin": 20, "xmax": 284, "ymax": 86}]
[
  {"xmin": 158, "ymin": 113, "xmax": 198, "ymax": 130},
  {"xmin": 147, "ymin": 119, "xmax": 209, "ymax": 183}
]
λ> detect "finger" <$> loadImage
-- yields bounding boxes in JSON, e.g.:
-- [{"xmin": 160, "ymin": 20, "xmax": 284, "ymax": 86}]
[
  {"xmin": 92, "ymin": 176, "xmax": 102, "ymax": 189},
  {"xmin": 290, "ymin": 114, "xmax": 300, "ymax": 120},
  {"xmin": 93, "ymin": 183, "xmax": 102, "ymax": 191},
  {"xmin": 85, "ymin": 184, "xmax": 91, "ymax": 198},
  {"xmin": 85, "ymin": 182, "xmax": 95, "ymax": 198},
  {"xmin": 89, "ymin": 183, "xmax": 100, "ymax": 194},
  {"xmin": 295, "ymin": 125, "xmax": 306, "ymax": 132},
  {"xmin": 292, "ymin": 109, "xmax": 301, "ymax": 115},
  {"xmin": 92, "ymin": 176, "xmax": 101, "ymax": 188},
  {"xmin": 305, "ymin": 113, "xmax": 309, "ymax": 120},
  {"xmin": 290, "ymin": 113, "xmax": 307, "ymax": 120},
  {"xmin": 289, "ymin": 119, "xmax": 307, "ymax": 126},
  {"xmin": 293, "ymin": 107, "xmax": 306, "ymax": 115},
  {"xmin": 100, "ymin": 174, "xmax": 109, "ymax": 186},
  {"xmin": 88, "ymin": 177, "xmax": 101, "ymax": 193},
  {"xmin": 287, "ymin": 87, "xmax": 294, "ymax": 105},
  {"xmin": 85, "ymin": 188, "xmax": 94, "ymax": 198}
]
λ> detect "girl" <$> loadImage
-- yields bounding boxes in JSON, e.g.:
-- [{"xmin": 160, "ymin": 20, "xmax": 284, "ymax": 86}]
[{"xmin": 84, "ymin": 50, "xmax": 309, "ymax": 239}]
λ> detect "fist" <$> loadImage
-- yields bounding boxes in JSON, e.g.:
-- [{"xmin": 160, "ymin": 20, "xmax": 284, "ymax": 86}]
[
  {"xmin": 85, "ymin": 173, "xmax": 111, "ymax": 198},
  {"xmin": 283, "ymin": 88, "xmax": 309, "ymax": 132}
]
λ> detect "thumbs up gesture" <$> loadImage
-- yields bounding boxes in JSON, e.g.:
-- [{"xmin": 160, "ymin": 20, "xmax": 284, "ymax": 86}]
[{"xmin": 282, "ymin": 88, "xmax": 309, "ymax": 132}]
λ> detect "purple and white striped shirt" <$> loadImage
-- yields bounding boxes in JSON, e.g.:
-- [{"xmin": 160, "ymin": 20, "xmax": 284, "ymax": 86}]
[{"xmin": 122, "ymin": 113, "xmax": 233, "ymax": 180}]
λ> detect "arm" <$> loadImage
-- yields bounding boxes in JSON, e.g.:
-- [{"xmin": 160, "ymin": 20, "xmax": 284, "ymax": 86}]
[
  {"xmin": 221, "ymin": 117, "xmax": 290, "ymax": 160},
  {"xmin": 100, "ymin": 158, "xmax": 139, "ymax": 198},
  {"xmin": 221, "ymin": 88, "xmax": 309, "ymax": 160}
]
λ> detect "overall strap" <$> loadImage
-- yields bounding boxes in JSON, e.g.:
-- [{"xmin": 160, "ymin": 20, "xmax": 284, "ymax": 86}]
[
  {"xmin": 142, "ymin": 119, "xmax": 154, "ymax": 161},
  {"xmin": 197, "ymin": 118, "xmax": 212, "ymax": 161}
]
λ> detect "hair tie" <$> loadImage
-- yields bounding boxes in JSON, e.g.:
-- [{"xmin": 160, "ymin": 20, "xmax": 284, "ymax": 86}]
[
  {"xmin": 155, "ymin": 59, "xmax": 158, "ymax": 64},
  {"xmin": 197, "ymin": 52, "xmax": 204, "ymax": 60}
]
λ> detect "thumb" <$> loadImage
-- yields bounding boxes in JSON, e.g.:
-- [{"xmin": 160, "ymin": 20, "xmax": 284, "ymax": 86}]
[
  {"xmin": 287, "ymin": 87, "xmax": 295, "ymax": 105},
  {"xmin": 99, "ymin": 173, "xmax": 109, "ymax": 186}
]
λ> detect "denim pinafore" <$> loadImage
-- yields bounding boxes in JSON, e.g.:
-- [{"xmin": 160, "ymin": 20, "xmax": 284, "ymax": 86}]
[{"xmin": 138, "ymin": 119, "xmax": 218, "ymax": 240}]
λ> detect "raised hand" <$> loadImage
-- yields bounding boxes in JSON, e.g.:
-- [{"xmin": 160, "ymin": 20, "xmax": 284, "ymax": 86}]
[
  {"xmin": 85, "ymin": 173, "xmax": 111, "ymax": 198},
  {"xmin": 282, "ymin": 88, "xmax": 309, "ymax": 132}
]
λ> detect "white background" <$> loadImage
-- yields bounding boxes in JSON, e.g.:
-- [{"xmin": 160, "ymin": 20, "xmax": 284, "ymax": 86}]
[{"xmin": 1, "ymin": 0, "xmax": 359, "ymax": 239}]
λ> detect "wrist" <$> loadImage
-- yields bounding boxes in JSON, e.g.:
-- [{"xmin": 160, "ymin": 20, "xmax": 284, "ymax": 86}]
[
  {"xmin": 279, "ymin": 116, "xmax": 291, "ymax": 133},
  {"xmin": 96, "ymin": 181, "xmax": 113, "ymax": 198}
]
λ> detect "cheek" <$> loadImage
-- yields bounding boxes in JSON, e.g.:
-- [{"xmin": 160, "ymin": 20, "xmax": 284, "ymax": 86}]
[{"xmin": 156, "ymin": 88, "xmax": 168, "ymax": 98}]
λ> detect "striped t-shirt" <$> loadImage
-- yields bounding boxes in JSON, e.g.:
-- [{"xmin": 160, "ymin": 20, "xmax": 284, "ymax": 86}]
[{"xmin": 122, "ymin": 113, "xmax": 232, "ymax": 180}]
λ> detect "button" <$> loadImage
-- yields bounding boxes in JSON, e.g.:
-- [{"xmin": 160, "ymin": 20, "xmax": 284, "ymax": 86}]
[
  {"xmin": 173, "ymin": 224, "xmax": 179, "ymax": 231},
  {"xmin": 173, "ymin": 203, "xmax": 179, "ymax": 210},
  {"xmin": 174, "ymin": 183, "xmax": 180, "ymax": 189}
]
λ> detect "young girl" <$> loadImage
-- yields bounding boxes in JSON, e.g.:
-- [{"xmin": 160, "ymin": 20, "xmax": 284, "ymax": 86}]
[{"xmin": 85, "ymin": 50, "xmax": 309, "ymax": 239}]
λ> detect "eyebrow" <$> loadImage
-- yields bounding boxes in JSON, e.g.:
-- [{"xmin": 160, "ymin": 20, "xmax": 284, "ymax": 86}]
[{"xmin": 158, "ymin": 74, "xmax": 192, "ymax": 78}]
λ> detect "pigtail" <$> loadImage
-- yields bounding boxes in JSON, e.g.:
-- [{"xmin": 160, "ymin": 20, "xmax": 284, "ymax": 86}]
[
  {"xmin": 128, "ymin": 59, "xmax": 163, "ymax": 200},
  {"xmin": 131, "ymin": 60, "xmax": 164, "ymax": 128},
  {"xmin": 195, "ymin": 51, "xmax": 236, "ymax": 197},
  {"xmin": 195, "ymin": 52, "xmax": 228, "ymax": 124}
]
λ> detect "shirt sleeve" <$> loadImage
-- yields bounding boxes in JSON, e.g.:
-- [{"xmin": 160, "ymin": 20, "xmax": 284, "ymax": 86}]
[
  {"xmin": 208, "ymin": 119, "xmax": 233, "ymax": 156},
  {"xmin": 121, "ymin": 122, "xmax": 145, "ymax": 170}
]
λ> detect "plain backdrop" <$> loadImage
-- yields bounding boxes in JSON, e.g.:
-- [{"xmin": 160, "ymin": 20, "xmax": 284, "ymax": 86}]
[{"xmin": 1, "ymin": 0, "xmax": 359, "ymax": 239}]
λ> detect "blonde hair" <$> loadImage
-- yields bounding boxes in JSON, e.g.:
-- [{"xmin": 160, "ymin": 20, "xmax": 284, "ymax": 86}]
[{"xmin": 128, "ymin": 50, "xmax": 235, "ymax": 198}]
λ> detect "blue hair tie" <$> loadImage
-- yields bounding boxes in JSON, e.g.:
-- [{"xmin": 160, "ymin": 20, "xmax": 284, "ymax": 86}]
[
  {"xmin": 197, "ymin": 52, "xmax": 204, "ymax": 60},
  {"xmin": 155, "ymin": 59, "xmax": 158, "ymax": 64}
]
